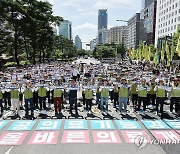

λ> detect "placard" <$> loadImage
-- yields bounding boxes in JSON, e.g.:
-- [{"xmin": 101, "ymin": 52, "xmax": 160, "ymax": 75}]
[
  {"xmin": 8, "ymin": 120, "xmax": 36, "ymax": 131},
  {"xmin": 0, "ymin": 132, "xmax": 28, "ymax": 145},
  {"xmin": 64, "ymin": 120, "xmax": 88, "ymax": 130},
  {"xmin": 91, "ymin": 120, "xmax": 115, "ymax": 130},
  {"xmin": 115, "ymin": 120, "xmax": 142, "ymax": 129},
  {"xmin": 36, "ymin": 120, "xmax": 61, "ymax": 130},
  {"xmin": 121, "ymin": 130, "xmax": 151, "ymax": 143},
  {"xmin": 93, "ymin": 131, "xmax": 122, "ymax": 143},
  {"xmin": 151, "ymin": 130, "xmax": 180, "ymax": 143},
  {"xmin": 61, "ymin": 131, "xmax": 89, "ymax": 143},
  {"xmin": 28, "ymin": 131, "xmax": 59, "ymax": 144},
  {"xmin": 163, "ymin": 119, "xmax": 180, "ymax": 130},
  {"xmin": 141, "ymin": 120, "xmax": 171, "ymax": 130},
  {"xmin": 0, "ymin": 121, "xmax": 9, "ymax": 130}
]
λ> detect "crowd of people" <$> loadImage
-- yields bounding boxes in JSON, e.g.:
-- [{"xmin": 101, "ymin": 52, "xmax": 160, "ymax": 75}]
[{"xmin": 0, "ymin": 60, "xmax": 179, "ymax": 119}]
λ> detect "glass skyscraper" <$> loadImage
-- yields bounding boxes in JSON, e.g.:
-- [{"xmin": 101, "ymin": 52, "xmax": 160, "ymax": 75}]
[
  {"xmin": 59, "ymin": 20, "xmax": 72, "ymax": 40},
  {"xmin": 98, "ymin": 9, "xmax": 108, "ymax": 30},
  {"xmin": 74, "ymin": 35, "xmax": 82, "ymax": 50},
  {"xmin": 142, "ymin": 0, "xmax": 154, "ymax": 9}
]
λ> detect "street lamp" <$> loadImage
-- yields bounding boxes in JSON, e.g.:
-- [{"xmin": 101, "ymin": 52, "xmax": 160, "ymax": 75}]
[{"xmin": 116, "ymin": 20, "xmax": 128, "ymax": 23}]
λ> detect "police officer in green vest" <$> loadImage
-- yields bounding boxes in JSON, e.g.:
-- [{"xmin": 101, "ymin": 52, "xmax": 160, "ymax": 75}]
[
  {"xmin": 170, "ymin": 78, "xmax": 180, "ymax": 114},
  {"xmin": 23, "ymin": 80, "xmax": 34, "ymax": 116},
  {"xmin": 53, "ymin": 79, "xmax": 63, "ymax": 115},
  {"xmin": 131, "ymin": 77, "xmax": 138, "ymax": 109},
  {"xmin": 100, "ymin": 79, "xmax": 109, "ymax": 113},
  {"xmin": 147, "ymin": 77, "xmax": 156, "ymax": 109},
  {"xmin": 119, "ymin": 78, "xmax": 129, "ymax": 114},
  {"xmin": 10, "ymin": 81, "xmax": 20, "ymax": 116},
  {"xmin": 137, "ymin": 78, "xmax": 148, "ymax": 114},
  {"xmin": 0, "ymin": 84, "xmax": 4, "ymax": 114},
  {"xmin": 85, "ymin": 83, "xmax": 93, "ymax": 113},
  {"xmin": 154, "ymin": 79, "xmax": 166, "ymax": 116},
  {"xmin": 38, "ymin": 79, "xmax": 47, "ymax": 113}
]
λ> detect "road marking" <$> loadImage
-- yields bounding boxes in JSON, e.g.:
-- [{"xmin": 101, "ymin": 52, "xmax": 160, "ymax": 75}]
[{"xmin": 4, "ymin": 146, "xmax": 13, "ymax": 154}]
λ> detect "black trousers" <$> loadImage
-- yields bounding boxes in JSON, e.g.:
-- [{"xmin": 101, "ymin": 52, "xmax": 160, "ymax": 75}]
[
  {"xmin": 69, "ymin": 97, "xmax": 77, "ymax": 113},
  {"xmin": 132, "ymin": 94, "xmax": 138, "ymax": 107},
  {"xmin": 82, "ymin": 93, "xmax": 85, "ymax": 106},
  {"xmin": 114, "ymin": 92, "xmax": 119, "ymax": 107},
  {"xmin": 170, "ymin": 97, "xmax": 179, "ymax": 113},
  {"xmin": 86, "ymin": 99, "xmax": 92, "ymax": 111},
  {"xmin": 147, "ymin": 94, "xmax": 156, "ymax": 106},
  {"xmin": 156, "ymin": 97, "xmax": 165, "ymax": 113},
  {"xmin": 3, "ymin": 92, "xmax": 11, "ymax": 107},
  {"xmin": 110, "ymin": 90, "xmax": 114, "ymax": 102},
  {"xmin": 39, "ymin": 97, "xmax": 46, "ymax": 111},
  {"xmin": 138, "ymin": 97, "xmax": 147, "ymax": 111},
  {"xmin": 33, "ymin": 92, "xmax": 39, "ymax": 108},
  {"xmin": 0, "ymin": 99, "xmax": 3, "ymax": 113}
]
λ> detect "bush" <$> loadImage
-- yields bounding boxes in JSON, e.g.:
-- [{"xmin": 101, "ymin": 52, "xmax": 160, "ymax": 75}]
[
  {"xmin": 20, "ymin": 60, "xmax": 31, "ymax": 66},
  {"xmin": 3, "ymin": 62, "xmax": 17, "ymax": 67}
]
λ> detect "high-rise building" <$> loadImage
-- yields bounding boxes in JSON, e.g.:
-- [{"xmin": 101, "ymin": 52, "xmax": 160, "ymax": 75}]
[
  {"xmin": 142, "ymin": 0, "xmax": 154, "ymax": 9},
  {"xmin": 59, "ymin": 20, "xmax": 72, "ymax": 40},
  {"xmin": 74, "ymin": 35, "xmax": 82, "ymax": 50},
  {"xmin": 106, "ymin": 26, "xmax": 128, "ymax": 47},
  {"xmin": 98, "ymin": 9, "xmax": 108, "ymax": 30},
  {"xmin": 127, "ymin": 13, "xmax": 141, "ymax": 49},
  {"xmin": 90, "ymin": 38, "xmax": 97, "ymax": 51},
  {"xmin": 140, "ymin": 0, "xmax": 157, "ymax": 45},
  {"xmin": 98, "ymin": 28, "xmax": 108, "ymax": 44},
  {"xmin": 155, "ymin": 0, "xmax": 180, "ymax": 47},
  {"xmin": 97, "ymin": 9, "xmax": 108, "ymax": 44}
]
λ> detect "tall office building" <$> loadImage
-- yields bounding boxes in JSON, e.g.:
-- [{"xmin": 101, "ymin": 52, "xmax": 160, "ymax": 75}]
[
  {"xmin": 74, "ymin": 35, "xmax": 82, "ymax": 50},
  {"xmin": 140, "ymin": 0, "xmax": 157, "ymax": 45},
  {"xmin": 142, "ymin": 0, "xmax": 154, "ymax": 9},
  {"xmin": 155, "ymin": 0, "xmax": 180, "ymax": 47},
  {"xmin": 127, "ymin": 13, "xmax": 141, "ymax": 49},
  {"xmin": 106, "ymin": 26, "xmax": 128, "ymax": 47},
  {"xmin": 59, "ymin": 20, "xmax": 72, "ymax": 40},
  {"xmin": 98, "ymin": 9, "xmax": 108, "ymax": 30},
  {"xmin": 90, "ymin": 38, "xmax": 97, "ymax": 51},
  {"xmin": 97, "ymin": 9, "xmax": 108, "ymax": 44}
]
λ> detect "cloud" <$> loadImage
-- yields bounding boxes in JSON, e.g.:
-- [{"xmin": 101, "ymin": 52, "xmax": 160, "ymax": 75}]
[
  {"xmin": 73, "ymin": 23, "xmax": 97, "ymax": 31},
  {"xmin": 61, "ymin": 0, "xmax": 86, "ymax": 8},
  {"xmin": 93, "ymin": 0, "xmax": 140, "ymax": 10}
]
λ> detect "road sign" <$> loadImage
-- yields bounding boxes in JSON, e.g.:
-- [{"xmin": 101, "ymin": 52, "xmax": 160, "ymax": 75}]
[
  {"xmin": 141, "ymin": 120, "xmax": 171, "ymax": 130},
  {"xmin": 93, "ymin": 131, "xmax": 122, "ymax": 143},
  {"xmin": 61, "ymin": 131, "xmax": 89, "ymax": 143},
  {"xmin": 151, "ymin": 130, "xmax": 180, "ymax": 143},
  {"xmin": 0, "ymin": 121, "xmax": 9, "ymax": 130},
  {"xmin": 91, "ymin": 120, "xmax": 115, "ymax": 130},
  {"xmin": 64, "ymin": 120, "xmax": 88, "ymax": 130},
  {"xmin": 28, "ymin": 131, "xmax": 59, "ymax": 144},
  {"xmin": 36, "ymin": 120, "xmax": 61, "ymax": 130},
  {"xmin": 121, "ymin": 130, "xmax": 151, "ymax": 143},
  {"xmin": 8, "ymin": 120, "xmax": 36, "ymax": 131},
  {"xmin": 163, "ymin": 119, "xmax": 180, "ymax": 129},
  {"xmin": 0, "ymin": 132, "xmax": 28, "ymax": 145},
  {"xmin": 115, "ymin": 120, "xmax": 142, "ymax": 129}
]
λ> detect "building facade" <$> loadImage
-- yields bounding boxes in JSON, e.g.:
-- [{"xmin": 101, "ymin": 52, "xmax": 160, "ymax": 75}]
[
  {"xmin": 59, "ymin": 20, "xmax": 72, "ymax": 40},
  {"xmin": 106, "ymin": 26, "xmax": 128, "ymax": 46},
  {"xmin": 97, "ymin": 9, "xmax": 108, "ymax": 44},
  {"xmin": 74, "ymin": 35, "xmax": 82, "ymax": 50},
  {"xmin": 140, "ymin": 0, "xmax": 157, "ymax": 45},
  {"xmin": 127, "ymin": 13, "xmax": 141, "ymax": 49},
  {"xmin": 98, "ymin": 9, "xmax": 108, "ymax": 30},
  {"xmin": 98, "ymin": 28, "xmax": 108, "ymax": 44},
  {"xmin": 155, "ymin": 0, "xmax": 180, "ymax": 47},
  {"xmin": 90, "ymin": 38, "xmax": 97, "ymax": 51},
  {"xmin": 142, "ymin": 0, "xmax": 155, "ymax": 9}
]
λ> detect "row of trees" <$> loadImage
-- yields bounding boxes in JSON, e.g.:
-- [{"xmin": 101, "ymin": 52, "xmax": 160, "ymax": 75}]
[
  {"xmin": 93, "ymin": 44, "xmax": 128, "ymax": 60},
  {"xmin": 0, "ymin": 0, "xmax": 80, "ymax": 67},
  {"xmin": 129, "ymin": 25, "xmax": 180, "ymax": 66}
]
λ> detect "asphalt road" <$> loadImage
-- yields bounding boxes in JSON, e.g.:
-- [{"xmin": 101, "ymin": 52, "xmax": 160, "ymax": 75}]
[{"xmin": 0, "ymin": 58, "xmax": 179, "ymax": 154}]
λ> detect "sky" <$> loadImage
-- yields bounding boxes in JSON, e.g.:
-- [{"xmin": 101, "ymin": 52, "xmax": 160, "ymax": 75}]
[{"xmin": 44, "ymin": 0, "xmax": 142, "ymax": 49}]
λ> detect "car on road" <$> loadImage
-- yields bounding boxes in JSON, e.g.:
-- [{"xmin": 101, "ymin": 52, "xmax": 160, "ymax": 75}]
[{"xmin": 101, "ymin": 58, "xmax": 116, "ymax": 64}]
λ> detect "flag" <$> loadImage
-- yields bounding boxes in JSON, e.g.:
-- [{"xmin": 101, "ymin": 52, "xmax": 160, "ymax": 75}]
[
  {"xmin": 148, "ymin": 46, "xmax": 151, "ymax": 61},
  {"xmin": 161, "ymin": 43, "xmax": 164, "ymax": 62},
  {"xmin": 153, "ymin": 49, "xmax": 158, "ymax": 66},
  {"xmin": 176, "ymin": 37, "xmax": 180, "ymax": 57}
]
